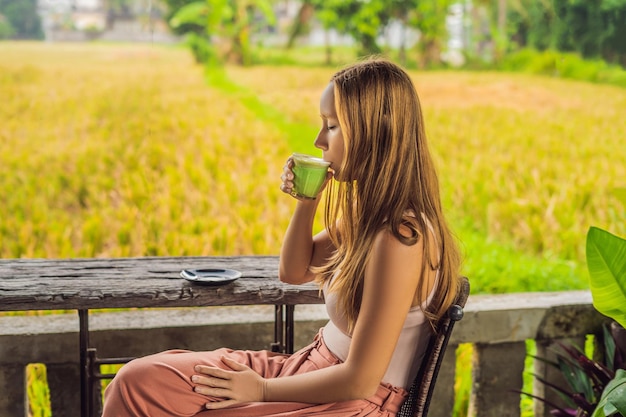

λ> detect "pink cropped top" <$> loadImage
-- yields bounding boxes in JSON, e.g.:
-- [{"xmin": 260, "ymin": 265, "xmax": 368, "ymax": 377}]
[{"xmin": 321, "ymin": 274, "xmax": 437, "ymax": 389}]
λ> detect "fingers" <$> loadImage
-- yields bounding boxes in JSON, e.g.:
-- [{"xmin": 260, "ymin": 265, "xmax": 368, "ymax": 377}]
[
  {"xmin": 192, "ymin": 359, "xmax": 265, "ymax": 407},
  {"xmin": 281, "ymin": 160, "xmax": 295, "ymax": 196},
  {"xmin": 192, "ymin": 364, "xmax": 233, "ymax": 389},
  {"xmin": 221, "ymin": 356, "xmax": 248, "ymax": 371},
  {"xmin": 195, "ymin": 365, "xmax": 230, "ymax": 379},
  {"xmin": 191, "ymin": 358, "xmax": 248, "ymax": 393},
  {"xmin": 192, "ymin": 367, "xmax": 235, "ymax": 401},
  {"xmin": 192, "ymin": 373, "xmax": 229, "ymax": 388}
]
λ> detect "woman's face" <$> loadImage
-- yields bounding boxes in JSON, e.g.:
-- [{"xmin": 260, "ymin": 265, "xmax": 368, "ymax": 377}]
[{"xmin": 314, "ymin": 83, "xmax": 345, "ymax": 180}]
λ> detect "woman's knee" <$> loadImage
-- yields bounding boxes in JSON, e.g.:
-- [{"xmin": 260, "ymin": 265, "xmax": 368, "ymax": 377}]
[
  {"xmin": 109, "ymin": 351, "xmax": 189, "ymax": 392},
  {"xmin": 114, "ymin": 355, "xmax": 153, "ymax": 382},
  {"xmin": 103, "ymin": 351, "xmax": 200, "ymax": 416}
]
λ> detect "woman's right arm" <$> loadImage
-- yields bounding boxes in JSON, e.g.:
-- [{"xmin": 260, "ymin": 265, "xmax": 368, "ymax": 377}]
[
  {"xmin": 278, "ymin": 160, "xmax": 335, "ymax": 284},
  {"xmin": 279, "ymin": 200, "xmax": 334, "ymax": 284}
]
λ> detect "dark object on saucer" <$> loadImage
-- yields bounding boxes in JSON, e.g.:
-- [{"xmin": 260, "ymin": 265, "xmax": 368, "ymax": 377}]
[{"xmin": 180, "ymin": 269, "xmax": 241, "ymax": 286}]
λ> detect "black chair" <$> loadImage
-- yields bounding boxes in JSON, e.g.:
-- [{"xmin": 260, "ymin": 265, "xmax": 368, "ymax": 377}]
[{"xmin": 397, "ymin": 276, "xmax": 470, "ymax": 417}]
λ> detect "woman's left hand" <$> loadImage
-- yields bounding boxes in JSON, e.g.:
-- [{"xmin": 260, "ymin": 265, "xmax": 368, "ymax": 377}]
[{"xmin": 192, "ymin": 356, "xmax": 266, "ymax": 409}]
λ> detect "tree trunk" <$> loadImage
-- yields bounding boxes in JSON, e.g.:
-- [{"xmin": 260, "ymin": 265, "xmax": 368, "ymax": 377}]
[
  {"xmin": 324, "ymin": 29, "xmax": 332, "ymax": 66},
  {"xmin": 398, "ymin": 17, "xmax": 407, "ymax": 67},
  {"xmin": 286, "ymin": 1, "xmax": 314, "ymax": 49},
  {"xmin": 498, "ymin": 0, "xmax": 507, "ymax": 37},
  {"xmin": 359, "ymin": 33, "xmax": 381, "ymax": 56},
  {"xmin": 494, "ymin": 0, "xmax": 507, "ymax": 61},
  {"xmin": 417, "ymin": 37, "xmax": 441, "ymax": 69},
  {"xmin": 471, "ymin": 2, "xmax": 482, "ymax": 58}
]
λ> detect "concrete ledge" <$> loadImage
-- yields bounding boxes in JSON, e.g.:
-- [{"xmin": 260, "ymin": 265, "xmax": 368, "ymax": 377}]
[
  {"xmin": 452, "ymin": 290, "xmax": 607, "ymax": 344},
  {"xmin": 0, "ymin": 305, "xmax": 330, "ymax": 334},
  {"xmin": 1, "ymin": 290, "xmax": 607, "ymax": 364},
  {"xmin": 0, "ymin": 305, "xmax": 329, "ymax": 364}
]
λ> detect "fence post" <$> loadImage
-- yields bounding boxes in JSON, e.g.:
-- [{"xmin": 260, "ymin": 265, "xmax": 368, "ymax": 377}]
[
  {"xmin": 0, "ymin": 364, "xmax": 26, "ymax": 416},
  {"xmin": 469, "ymin": 342, "xmax": 526, "ymax": 417},
  {"xmin": 47, "ymin": 363, "xmax": 82, "ymax": 417}
]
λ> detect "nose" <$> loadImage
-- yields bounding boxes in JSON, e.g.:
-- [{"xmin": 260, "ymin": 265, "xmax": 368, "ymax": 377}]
[{"xmin": 314, "ymin": 129, "xmax": 327, "ymax": 150}]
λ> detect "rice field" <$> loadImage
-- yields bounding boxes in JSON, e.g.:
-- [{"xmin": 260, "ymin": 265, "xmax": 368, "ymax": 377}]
[
  {"xmin": 3, "ymin": 42, "xmax": 625, "ymax": 293},
  {"xmin": 1, "ymin": 42, "xmax": 296, "ymax": 260},
  {"xmin": 1, "ymin": 41, "xmax": 626, "ymax": 416}
]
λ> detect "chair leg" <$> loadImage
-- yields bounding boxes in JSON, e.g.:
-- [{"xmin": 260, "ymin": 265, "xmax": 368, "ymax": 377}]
[
  {"xmin": 286, "ymin": 305, "xmax": 295, "ymax": 354},
  {"xmin": 87, "ymin": 348, "xmax": 103, "ymax": 416},
  {"xmin": 271, "ymin": 305, "xmax": 284, "ymax": 352}
]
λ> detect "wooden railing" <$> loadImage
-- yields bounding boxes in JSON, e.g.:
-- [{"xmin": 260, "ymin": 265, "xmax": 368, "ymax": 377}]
[{"xmin": 0, "ymin": 259, "xmax": 606, "ymax": 417}]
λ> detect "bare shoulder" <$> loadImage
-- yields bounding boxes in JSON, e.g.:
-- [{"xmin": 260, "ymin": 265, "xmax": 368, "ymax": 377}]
[{"xmin": 370, "ymin": 227, "xmax": 424, "ymax": 274}]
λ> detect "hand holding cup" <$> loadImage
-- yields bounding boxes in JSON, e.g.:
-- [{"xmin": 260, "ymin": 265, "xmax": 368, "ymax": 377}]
[{"xmin": 280, "ymin": 154, "xmax": 331, "ymax": 200}]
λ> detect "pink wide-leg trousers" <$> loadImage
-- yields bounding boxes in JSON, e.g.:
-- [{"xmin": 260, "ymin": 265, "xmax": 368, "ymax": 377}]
[{"xmin": 102, "ymin": 330, "xmax": 408, "ymax": 417}]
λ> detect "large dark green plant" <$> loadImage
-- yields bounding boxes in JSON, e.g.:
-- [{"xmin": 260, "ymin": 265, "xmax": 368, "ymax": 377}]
[
  {"xmin": 524, "ymin": 189, "xmax": 626, "ymax": 417},
  {"xmin": 586, "ymin": 218, "xmax": 626, "ymax": 417}
]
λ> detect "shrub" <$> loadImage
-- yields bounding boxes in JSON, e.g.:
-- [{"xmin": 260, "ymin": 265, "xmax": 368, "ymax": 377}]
[{"xmin": 499, "ymin": 48, "xmax": 626, "ymax": 88}]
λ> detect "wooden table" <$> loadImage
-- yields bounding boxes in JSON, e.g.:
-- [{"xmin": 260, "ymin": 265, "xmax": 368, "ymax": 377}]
[{"xmin": 0, "ymin": 256, "xmax": 323, "ymax": 417}]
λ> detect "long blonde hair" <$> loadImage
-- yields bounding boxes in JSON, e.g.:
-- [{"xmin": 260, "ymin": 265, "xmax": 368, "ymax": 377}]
[{"xmin": 316, "ymin": 59, "xmax": 461, "ymax": 331}]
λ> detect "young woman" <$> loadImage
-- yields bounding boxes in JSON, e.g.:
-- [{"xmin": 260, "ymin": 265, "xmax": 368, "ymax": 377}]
[{"xmin": 102, "ymin": 58, "xmax": 461, "ymax": 417}]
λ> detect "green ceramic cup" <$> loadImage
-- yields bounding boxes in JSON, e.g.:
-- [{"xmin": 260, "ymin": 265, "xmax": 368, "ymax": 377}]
[{"xmin": 291, "ymin": 153, "xmax": 331, "ymax": 199}]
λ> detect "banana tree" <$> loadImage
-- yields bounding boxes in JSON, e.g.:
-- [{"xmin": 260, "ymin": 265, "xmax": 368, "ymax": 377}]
[
  {"xmin": 170, "ymin": 0, "xmax": 275, "ymax": 65},
  {"xmin": 586, "ymin": 188, "xmax": 626, "ymax": 417}
]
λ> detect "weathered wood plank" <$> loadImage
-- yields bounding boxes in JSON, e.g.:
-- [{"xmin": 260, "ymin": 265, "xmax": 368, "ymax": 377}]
[{"xmin": 0, "ymin": 256, "xmax": 323, "ymax": 311}]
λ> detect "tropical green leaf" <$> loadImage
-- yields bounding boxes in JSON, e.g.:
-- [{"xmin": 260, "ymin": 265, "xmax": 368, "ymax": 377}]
[
  {"xmin": 603, "ymin": 324, "xmax": 616, "ymax": 371},
  {"xmin": 557, "ymin": 355, "xmax": 595, "ymax": 402},
  {"xmin": 207, "ymin": 0, "xmax": 232, "ymax": 27},
  {"xmin": 531, "ymin": 372, "xmax": 578, "ymax": 408},
  {"xmin": 586, "ymin": 227, "xmax": 626, "ymax": 328},
  {"xmin": 170, "ymin": 1, "xmax": 209, "ymax": 28},
  {"xmin": 592, "ymin": 369, "xmax": 626, "ymax": 417},
  {"xmin": 254, "ymin": 0, "xmax": 277, "ymax": 25}
]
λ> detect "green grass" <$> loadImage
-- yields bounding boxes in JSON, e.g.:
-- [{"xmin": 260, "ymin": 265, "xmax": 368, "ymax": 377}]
[
  {"xmin": 499, "ymin": 48, "xmax": 626, "ymax": 89},
  {"xmin": 2, "ymin": 41, "xmax": 626, "ymax": 415}
]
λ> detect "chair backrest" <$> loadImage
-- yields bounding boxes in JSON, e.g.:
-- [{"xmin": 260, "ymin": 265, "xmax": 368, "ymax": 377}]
[{"xmin": 397, "ymin": 276, "xmax": 470, "ymax": 417}]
